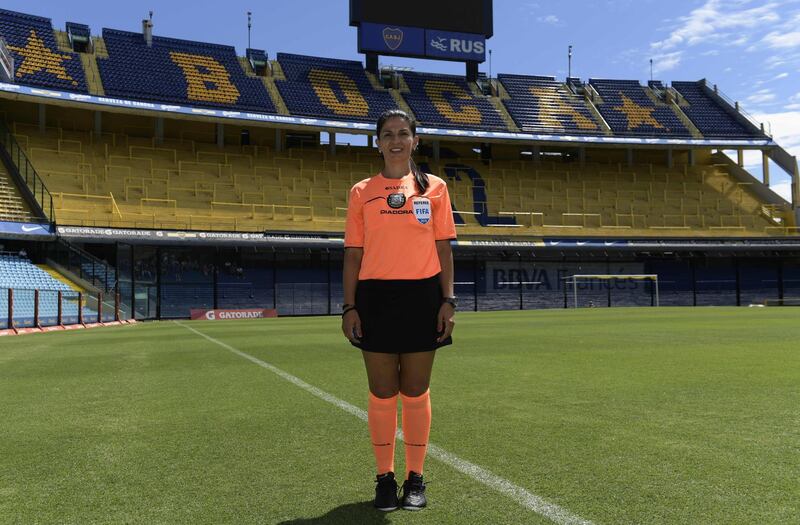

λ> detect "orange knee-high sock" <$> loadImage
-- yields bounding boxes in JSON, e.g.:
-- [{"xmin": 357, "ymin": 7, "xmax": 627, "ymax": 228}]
[
  {"xmin": 400, "ymin": 389, "xmax": 431, "ymax": 478},
  {"xmin": 368, "ymin": 392, "xmax": 398, "ymax": 475}
]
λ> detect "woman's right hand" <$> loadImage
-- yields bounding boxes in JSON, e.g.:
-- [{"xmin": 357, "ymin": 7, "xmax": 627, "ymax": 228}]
[{"xmin": 342, "ymin": 309, "xmax": 362, "ymax": 343}]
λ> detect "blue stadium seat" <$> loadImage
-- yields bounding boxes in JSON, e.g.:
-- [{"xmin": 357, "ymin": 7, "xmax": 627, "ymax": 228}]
[
  {"xmin": 0, "ymin": 8, "xmax": 88, "ymax": 93},
  {"xmin": 401, "ymin": 71, "xmax": 508, "ymax": 131},
  {"xmin": 275, "ymin": 53, "xmax": 396, "ymax": 122},
  {"xmin": 589, "ymin": 79, "xmax": 690, "ymax": 137},
  {"xmin": 97, "ymin": 28, "xmax": 275, "ymax": 112},
  {"xmin": 0, "ymin": 253, "xmax": 95, "ymax": 328},
  {"xmin": 671, "ymin": 81, "xmax": 759, "ymax": 138},
  {"xmin": 499, "ymin": 74, "xmax": 602, "ymax": 134}
]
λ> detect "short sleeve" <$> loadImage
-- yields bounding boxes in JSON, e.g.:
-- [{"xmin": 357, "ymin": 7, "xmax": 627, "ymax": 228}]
[
  {"xmin": 433, "ymin": 180, "xmax": 457, "ymax": 241},
  {"xmin": 344, "ymin": 185, "xmax": 364, "ymax": 247}
]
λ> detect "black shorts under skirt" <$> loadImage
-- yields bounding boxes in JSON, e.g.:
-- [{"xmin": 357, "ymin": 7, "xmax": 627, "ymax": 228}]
[{"xmin": 350, "ymin": 274, "xmax": 453, "ymax": 354}]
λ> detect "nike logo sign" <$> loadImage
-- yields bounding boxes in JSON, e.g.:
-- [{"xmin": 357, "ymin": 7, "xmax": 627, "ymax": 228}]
[{"xmin": 21, "ymin": 225, "xmax": 43, "ymax": 232}]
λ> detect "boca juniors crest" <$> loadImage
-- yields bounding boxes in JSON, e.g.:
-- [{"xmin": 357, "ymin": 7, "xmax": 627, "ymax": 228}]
[
  {"xmin": 413, "ymin": 198, "xmax": 431, "ymax": 224},
  {"xmin": 382, "ymin": 27, "xmax": 404, "ymax": 51}
]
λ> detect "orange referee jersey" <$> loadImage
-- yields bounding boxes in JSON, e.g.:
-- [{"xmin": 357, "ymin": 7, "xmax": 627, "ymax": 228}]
[{"xmin": 344, "ymin": 172, "xmax": 457, "ymax": 280}]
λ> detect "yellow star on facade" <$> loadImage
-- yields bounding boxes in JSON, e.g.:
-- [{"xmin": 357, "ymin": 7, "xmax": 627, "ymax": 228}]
[
  {"xmin": 530, "ymin": 87, "xmax": 599, "ymax": 131},
  {"xmin": 612, "ymin": 92, "xmax": 663, "ymax": 130},
  {"xmin": 7, "ymin": 29, "xmax": 77, "ymax": 86}
]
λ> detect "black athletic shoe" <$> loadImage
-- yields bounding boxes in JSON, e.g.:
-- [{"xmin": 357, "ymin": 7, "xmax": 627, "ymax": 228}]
[
  {"xmin": 401, "ymin": 471, "xmax": 427, "ymax": 510},
  {"xmin": 374, "ymin": 472, "xmax": 399, "ymax": 511}
]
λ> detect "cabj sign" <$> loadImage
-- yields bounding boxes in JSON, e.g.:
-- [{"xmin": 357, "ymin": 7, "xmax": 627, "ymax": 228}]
[{"xmin": 358, "ymin": 22, "xmax": 425, "ymax": 56}]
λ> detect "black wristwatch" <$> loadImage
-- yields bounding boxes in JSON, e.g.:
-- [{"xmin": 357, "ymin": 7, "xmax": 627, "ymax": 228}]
[{"xmin": 442, "ymin": 296, "xmax": 458, "ymax": 309}]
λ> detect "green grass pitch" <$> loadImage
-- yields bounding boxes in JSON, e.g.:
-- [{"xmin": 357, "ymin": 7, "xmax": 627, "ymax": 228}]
[{"xmin": 1, "ymin": 307, "xmax": 798, "ymax": 524}]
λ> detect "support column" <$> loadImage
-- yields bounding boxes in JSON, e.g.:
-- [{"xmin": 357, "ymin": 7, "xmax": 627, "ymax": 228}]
[
  {"xmin": 578, "ymin": 147, "xmax": 586, "ymax": 167},
  {"xmin": 155, "ymin": 117, "xmax": 164, "ymax": 144},
  {"xmin": 762, "ymin": 150, "xmax": 770, "ymax": 186},
  {"xmin": 367, "ymin": 134, "xmax": 373, "ymax": 148},
  {"xmin": 274, "ymin": 128, "xmax": 283, "ymax": 152},
  {"xmin": 688, "ymin": 149, "xmax": 695, "ymax": 167},
  {"xmin": 365, "ymin": 53, "xmax": 379, "ymax": 75},
  {"xmin": 666, "ymin": 148, "xmax": 673, "ymax": 169},
  {"xmin": 466, "ymin": 61, "xmax": 478, "ymax": 82},
  {"xmin": 626, "ymin": 148, "xmax": 633, "ymax": 167},
  {"xmin": 329, "ymin": 131, "xmax": 336, "ymax": 156},
  {"xmin": 94, "ymin": 111, "xmax": 102, "ymax": 135},
  {"xmin": 433, "ymin": 140, "xmax": 440, "ymax": 162},
  {"xmin": 38, "ymin": 103, "xmax": 46, "ymax": 133},
  {"xmin": 737, "ymin": 148, "xmax": 744, "ymax": 167},
  {"xmin": 532, "ymin": 145, "xmax": 540, "ymax": 165},
  {"xmin": 216, "ymin": 123, "xmax": 224, "ymax": 149},
  {"xmin": 791, "ymin": 156, "xmax": 800, "ymax": 209}
]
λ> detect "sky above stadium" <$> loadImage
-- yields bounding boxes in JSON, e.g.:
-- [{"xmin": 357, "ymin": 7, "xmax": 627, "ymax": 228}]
[{"xmin": 6, "ymin": 0, "xmax": 799, "ymax": 198}]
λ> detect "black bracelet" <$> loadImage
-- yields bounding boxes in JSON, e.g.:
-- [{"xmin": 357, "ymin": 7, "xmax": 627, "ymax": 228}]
[
  {"xmin": 342, "ymin": 306, "xmax": 357, "ymax": 317},
  {"xmin": 342, "ymin": 303, "xmax": 355, "ymax": 311}
]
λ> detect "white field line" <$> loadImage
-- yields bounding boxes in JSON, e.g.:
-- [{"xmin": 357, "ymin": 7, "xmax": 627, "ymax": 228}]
[{"xmin": 176, "ymin": 321, "xmax": 595, "ymax": 525}]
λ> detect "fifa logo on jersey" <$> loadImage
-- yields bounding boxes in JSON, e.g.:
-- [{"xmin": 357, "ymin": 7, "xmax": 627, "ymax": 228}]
[
  {"xmin": 413, "ymin": 198, "xmax": 431, "ymax": 224},
  {"xmin": 382, "ymin": 27, "xmax": 404, "ymax": 50}
]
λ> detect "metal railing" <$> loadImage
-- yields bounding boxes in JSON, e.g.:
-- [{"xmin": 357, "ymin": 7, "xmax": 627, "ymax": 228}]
[
  {"xmin": 0, "ymin": 120, "xmax": 55, "ymax": 222},
  {"xmin": 1, "ymin": 287, "xmax": 121, "ymax": 331},
  {"xmin": 701, "ymin": 79, "xmax": 768, "ymax": 137},
  {"xmin": 46, "ymin": 238, "xmax": 119, "ymax": 293}
]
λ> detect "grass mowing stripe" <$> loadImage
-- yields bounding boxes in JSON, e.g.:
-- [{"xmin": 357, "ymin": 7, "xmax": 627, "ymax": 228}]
[{"xmin": 176, "ymin": 320, "xmax": 595, "ymax": 525}]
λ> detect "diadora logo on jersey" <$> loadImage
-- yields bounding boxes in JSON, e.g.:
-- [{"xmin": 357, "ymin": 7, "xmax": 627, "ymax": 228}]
[
  {"xmin": 384, "ymin": 185, "xmax": 407, "ymax": 191},
  {"xmin": 413, "ymin": 198, "xmax": 431, "ymax": 224},
  {"xmin": 387, "ymin": 193, "xmax": 406, "ymax": 209}
]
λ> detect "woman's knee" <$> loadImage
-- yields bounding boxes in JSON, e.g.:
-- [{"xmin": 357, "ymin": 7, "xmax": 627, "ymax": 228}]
[
  {"xmin": 399, "ymin": 381, "xmax": 430, "ymax": 398},
  {"xmin": 369, "ymin": 385, "xmax": 399, "ymax": 398}
]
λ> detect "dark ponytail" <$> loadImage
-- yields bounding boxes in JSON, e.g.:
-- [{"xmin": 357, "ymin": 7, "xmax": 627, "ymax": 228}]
[
  {"xmin": 409, "ymin": 158, "xmax": 429, "ymax": 195},
  {"xmin": 376, "ymin": 109, "xmax": 429, "ymax": 194}
]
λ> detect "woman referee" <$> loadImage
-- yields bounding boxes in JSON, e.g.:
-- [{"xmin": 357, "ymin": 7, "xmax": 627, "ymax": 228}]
[{"xmin": 341, "ymin": 109, "xmax": 457, "ymax": 511}]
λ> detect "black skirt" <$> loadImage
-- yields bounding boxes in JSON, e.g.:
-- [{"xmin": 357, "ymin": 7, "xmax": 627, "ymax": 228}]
[{"xmin": 351, "ymin": 274, "xmax": 453, "ymax": 354}]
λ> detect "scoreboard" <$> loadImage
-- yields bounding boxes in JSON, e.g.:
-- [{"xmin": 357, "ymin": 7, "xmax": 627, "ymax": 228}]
[
  {"xmin": 350, "ymin": 0, "xmax": 493, "ymax": 37},
  {"xmin": 350, "ymin": 0, "xmax": 492, "ymax": 63}
]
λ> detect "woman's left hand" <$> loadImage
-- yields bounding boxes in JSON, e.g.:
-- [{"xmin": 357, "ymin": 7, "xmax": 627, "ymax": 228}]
[{"xmin": 436, "ymin": 303, "xmax": 455, "ymax": 342}]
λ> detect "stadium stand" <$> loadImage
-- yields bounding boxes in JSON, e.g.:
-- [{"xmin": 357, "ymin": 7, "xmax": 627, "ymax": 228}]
[
  {"xmin": 0, "ymin": 7, "xmax": 797, "ymax": 319},
  {"xmin": 498, "ymin": 74, "xmax": 603, "ymax": 134},
  {"xmin": 0, "ymin": 252, "xmax": 98, "ymax": 328},
  {"xmin": 671, "ymin": 81, "xmax": 757, "ymax": 138},
  {"xmin": 442, "ymin": 155, "xmax": 778, "ymax": 232},
  {"xmin": 97, "ymin": 28, "xmax": 275, "ymax": 112},
  {"xmin": 0, "ymin": 8, "xmax": 774, "ymax": 144},
  {"xmin": 0, "ymin": 160, "xmax": 35, "ymax": 222},
  {"xmin": 0, "ymin": 8, "xmax": 88, "ymax": 93},
  {"xmin": 401, "ymin": 71, "xmax": 509, "ymax": 130},
  {"xmin": 589, "ymin": 79, "xmax": 690, "ymax": 137},
  {"xmin": 8, "ymin": 119, "xmax": 783, "ymax": 236},
  {"xmin": 275, "ymin": 53, "xmax": 396, "ymax": 121}
]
